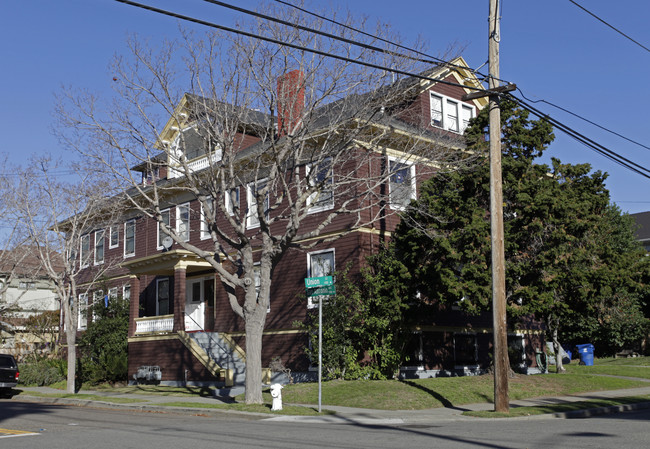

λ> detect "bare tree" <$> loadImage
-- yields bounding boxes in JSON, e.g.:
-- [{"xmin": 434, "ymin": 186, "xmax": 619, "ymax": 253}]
[
  {"xmin": 56, "ymin": 4, "xmax": 479, "ymax": 403},
  {"xmin": 10, "ymin": 157, "xmax": 123, "ymax": 393}
]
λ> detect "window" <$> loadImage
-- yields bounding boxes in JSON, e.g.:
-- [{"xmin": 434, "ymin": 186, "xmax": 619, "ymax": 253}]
[
  {"xmin": 94, "ymin": 230, "xmax": 105, "ymax": 265},
  {"xmin": 430, "ymin": 92, "xmax": 475, "ymax": 133},
  {"xmin": 80, "ymin": 234, "xmax": 91, "ymax": 268},
  {"xmin": 123, "ymin": 284, "xmax": 131, "ymax": 301},
  {"xmin": 247, "ymin": 180, "xmax": 269, "ymax": 229},
  {"xmin": 78, "ymin": 293, "xmax": 88, "ymax": 330},
  {"xmin": 156, "ymin": 278, "xmax": 170, "ymax": 316},
  {"xmin": 200, "ymin": 198, "xmax": 214, "ymax": 240},
  {"xmin": 158, "ymin": 209, "xmax": 171, "ymax": 249},
  {"xmin": 93, "ymin": 290, "xmax": 104, "ymax": 321},
  {"xmin": 19, "ymin": 281, "xmax": 35, "ymax": 290},
  {"xmin": 124, "ymin": 219, "xmax": 136, "ymax": 257},
  {"xmin": 253, "ymin": 263, "xmax": 270, "ymax": 313},
  {"xmin": 225, "ymin": 188, "xmax": 240, "ymax": 216},
  {"xmin": 307, "ymin": 158, "xmax": 334, "ymax": 212},
  {"xmin": 176, "ymin": 203, "xmax": 190, "ymax": 242},
  {"xmin": 454, "ymin": 333, "xmax": 478, "ymax": 367},
  {"xmin": 389, "ymin": 158, "xmax": 416, "ymax": 210},
  {"xmin": 307, "ymin": 249, "xmax": 334, "ymax": 309},
  {"xmin": 109, "ymin": 225, "xmax": 119, "ymax": 249}
]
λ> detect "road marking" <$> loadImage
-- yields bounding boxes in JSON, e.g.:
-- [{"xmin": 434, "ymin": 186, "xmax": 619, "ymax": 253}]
[{"xmin": 0, "ymin": 428, "xmax": 40, "ymax": 438}]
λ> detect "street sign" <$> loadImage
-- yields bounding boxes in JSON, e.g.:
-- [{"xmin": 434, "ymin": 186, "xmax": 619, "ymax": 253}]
[
  {"xmin": 304, "ymin": 276, "xmax": 333, "ymax": 288},
  {"xmin": 306, "ymin": 285, "xmax": 336, "ymax": 297}
]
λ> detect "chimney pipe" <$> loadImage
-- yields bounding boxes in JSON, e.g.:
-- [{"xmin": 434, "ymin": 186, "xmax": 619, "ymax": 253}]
[{"xmin": 277, "ymin": 70, "xmax": 305, "ymax": 137}]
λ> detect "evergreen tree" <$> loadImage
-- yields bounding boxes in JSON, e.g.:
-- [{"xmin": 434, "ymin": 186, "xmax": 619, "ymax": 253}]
[{"xmin": 393, "ymin": 100, "xmax": 650, "ymax": 371}]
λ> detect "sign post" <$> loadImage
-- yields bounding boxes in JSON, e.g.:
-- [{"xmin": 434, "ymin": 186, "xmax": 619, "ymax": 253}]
[{"xmin": 304, "ymin": 276, "xmax": 336, "ymax": 413}]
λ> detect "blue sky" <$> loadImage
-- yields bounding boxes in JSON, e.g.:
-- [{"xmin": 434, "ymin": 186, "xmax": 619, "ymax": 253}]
[{"xmin": 2, "ymin": 0, "xmax": 649, "ymax": 213}]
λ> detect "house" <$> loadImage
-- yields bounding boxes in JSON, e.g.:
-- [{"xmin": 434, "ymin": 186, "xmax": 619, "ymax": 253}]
[
  {"xmin": 73, "ymin": 57, "xmax": 542, "ymax": 386},
  {"xmin": 631, "ymin": 211, "xmax": 650, "ymax": 252},
  {"xmin": 0, "ymin": 247, "xmax": 60, "ymax": 360}
]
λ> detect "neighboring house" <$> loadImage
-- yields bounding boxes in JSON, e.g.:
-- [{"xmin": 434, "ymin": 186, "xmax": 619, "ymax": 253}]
[
  {"xmin": 631, "ymin": 211, "xmax": 650, "ymax": 252},
  {"xmin": 74, "ymin": 58, "xmax": 541, "ymax": 386},
  {"xmin": 0, "ymin": 247, "xmax": 60, "ymax": 360}
]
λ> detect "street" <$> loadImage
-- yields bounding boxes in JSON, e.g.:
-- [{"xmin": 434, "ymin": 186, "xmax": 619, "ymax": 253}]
[{"xmin": 1, "ymin": 399, "xmax": 649, "ymax": 448}]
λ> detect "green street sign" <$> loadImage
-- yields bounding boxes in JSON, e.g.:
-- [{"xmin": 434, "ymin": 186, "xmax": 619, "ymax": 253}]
[
  {"xmin": 304, "ymin": 276, "xmax": 333, "ymax": 288},
  {"xmin": 306, "ymin": 284, "xmax": 336, "ymax": 297}
]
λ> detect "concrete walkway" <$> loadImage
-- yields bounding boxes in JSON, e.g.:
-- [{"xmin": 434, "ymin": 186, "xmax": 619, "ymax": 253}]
[{"xmin": 12, "ymin": 385, "xmax": 650, "ymax": 425}]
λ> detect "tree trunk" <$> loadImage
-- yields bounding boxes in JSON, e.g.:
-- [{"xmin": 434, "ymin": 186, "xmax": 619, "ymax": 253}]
[
  {"xmin": 66, "ymin": 326, "xmax": 77, "ymax": 393},
  {"xmin": 551, "ymin": 322, "xmax": 565, "ymax": 374},
  {"xmin": 244, "ymin": 318, "xmax": 264, "ymax": 404}
]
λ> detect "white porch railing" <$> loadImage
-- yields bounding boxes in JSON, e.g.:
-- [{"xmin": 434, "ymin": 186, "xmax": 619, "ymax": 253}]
[
  {"xmin": 134, "ymin": 315, "xmax": 174, "ymax": 335},
  {"xmin": 168, "ymin": 152, "xmax": 222, "ymax": 179}
]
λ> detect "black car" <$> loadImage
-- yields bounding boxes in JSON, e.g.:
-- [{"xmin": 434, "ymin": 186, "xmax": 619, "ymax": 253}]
[{"xmin": 0, "ymin": 354, "xmax": 19, "ymax": 394}]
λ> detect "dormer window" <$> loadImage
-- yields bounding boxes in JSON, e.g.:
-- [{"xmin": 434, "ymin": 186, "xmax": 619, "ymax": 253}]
[
  {"xmin": 430, "ymin": 92, "xmax": 475, "ymax": 134},
  {"xmin": 144, "ymin": 167, "xmax": 160, "ymax": 185},
  {"xmin": 168, "ymin": 123, "xmax": 223, "ymax": 179}
]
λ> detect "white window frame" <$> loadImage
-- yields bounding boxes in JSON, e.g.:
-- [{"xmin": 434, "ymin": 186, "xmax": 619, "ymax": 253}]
[
  {"xmin": 225, "ymin": 187, "xmax": 240, "ymax": 216},
  {"xmin": 200, "ymin": 198, "xmax": 214, "ymax": 240},
  {"xmin": 94, "ymin": 230, "xmax": 105, "ymax": 265},
  {"xmin": 430, "ymin": 92, "xmax": 475, "ymax": 134},
  {"xmin": 307, "ymin": 248, "xmax": 335, "ymax": 309},
  {"xmin": 109, "ymin": 225, "xmax": 119, "ymax": 249},
  {"xmin": 388, "ymin": 157, "xmax": 416, "ymax": 210},
  {"xmin": 124, "ymin": 219, "xmax": 136, "ymax": 258},
  {"xmin": 246, "ymin": 179, "xmax": 269, "ymax": 229},
  {"xmin": 123, "ymin": 284, "xmax": 131, "ymax": 301},
  {"xmin": 176, "ymin": 203, "xmax": 190, "ymax": 242},
  {"xmin": 157, "ymin": 208, "xmax": 171, "ymax": 249},
  {"xmin": 78, "ymin": 292, "xmax": 88, "ymax": 330},
  {"xmin": 306, "ymin": 158, "xmax": 334, "ymax": 213},
  {"xmin": 92, "ymin": 290, "xmax": 104, "ymax": 321},
  {"xmin": 80, "ymin": 234, "xmax": 91, "ymax": 268}
]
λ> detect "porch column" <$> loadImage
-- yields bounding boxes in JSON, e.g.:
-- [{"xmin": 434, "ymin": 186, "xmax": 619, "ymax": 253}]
[
  {"xmin": 128, "ymin": 275, "xmax": 141, "ymax": 338},
  {"xmin": 173, "ymin": 263, "xmax": 187, "ymax": 332}
]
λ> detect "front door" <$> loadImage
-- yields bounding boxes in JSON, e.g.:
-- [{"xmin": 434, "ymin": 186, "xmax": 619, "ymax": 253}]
[{"xmin": 185, "ymin": 278, "xmax": 205, "ymax": 331}]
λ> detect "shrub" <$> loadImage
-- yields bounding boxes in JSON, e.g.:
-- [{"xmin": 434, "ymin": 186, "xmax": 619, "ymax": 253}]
[{"xmin": 19, "ymin": 358, "xmax": 66, "ymax": 386}]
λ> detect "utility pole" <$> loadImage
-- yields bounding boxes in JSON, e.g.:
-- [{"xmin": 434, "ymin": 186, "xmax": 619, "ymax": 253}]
[{"xmin": 488, "ymin": 0, "xmax": 509, "ymax": 413}]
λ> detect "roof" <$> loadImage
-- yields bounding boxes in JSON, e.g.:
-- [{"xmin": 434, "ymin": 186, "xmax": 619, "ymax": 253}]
[{"xmin": 630, "ymin": 211, "xmax": 650, "ymax": 241}]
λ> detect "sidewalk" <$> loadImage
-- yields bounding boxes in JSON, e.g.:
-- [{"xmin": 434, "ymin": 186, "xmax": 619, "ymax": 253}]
[{"xmin": 13, "ymin": 385, "xmax": 650, "ymax": 425}]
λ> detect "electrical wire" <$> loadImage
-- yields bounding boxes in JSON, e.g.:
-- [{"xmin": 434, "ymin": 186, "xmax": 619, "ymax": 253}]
[
  {"xmin": 113, "ymin": 0, "xmax": 650, "ymax": 180},
  {"xmin": 568, "ymin": 0, "xmax": 650, "ymax": 53},
  {"xmin": 509, "ymin": 94, "xmax": 650, "ymax": 179},
  {"xmin": 516, "ymin": 88, "xmax": 650, "ymax": 152},
  {"xmin": 268, "ymin": 0, "xmax": 494, "ymax": 79},
  {"xmin": 113, "ymin": 0, "xmax": 487, "ymax": 92}
]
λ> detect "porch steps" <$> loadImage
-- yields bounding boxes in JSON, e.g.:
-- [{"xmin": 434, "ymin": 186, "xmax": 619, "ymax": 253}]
[{"xmin": 188, "ymin": 332, "xmax": 247, "ymax": 386}]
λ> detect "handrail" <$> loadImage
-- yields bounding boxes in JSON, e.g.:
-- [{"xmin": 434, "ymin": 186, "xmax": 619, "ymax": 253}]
[{"xmin": 183, "ymin": 312, "xmax": 239, "ymax": 369}]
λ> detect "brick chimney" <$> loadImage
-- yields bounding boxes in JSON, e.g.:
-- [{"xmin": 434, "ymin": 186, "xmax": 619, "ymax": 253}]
[{"xmin": 277, "ymin": 70, "xmax": 305, "ymax": 137}]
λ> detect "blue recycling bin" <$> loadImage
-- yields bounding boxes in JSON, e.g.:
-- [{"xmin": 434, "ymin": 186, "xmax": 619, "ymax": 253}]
[{"xmin": 576, "ymin": 344, "xmax": 594, "ymax": 366}]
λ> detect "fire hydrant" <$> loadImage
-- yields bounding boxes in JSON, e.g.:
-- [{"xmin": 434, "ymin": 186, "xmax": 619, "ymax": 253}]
[{"xmin": 270, "ymin": 383, "xmax": 283, "ymax": 411}]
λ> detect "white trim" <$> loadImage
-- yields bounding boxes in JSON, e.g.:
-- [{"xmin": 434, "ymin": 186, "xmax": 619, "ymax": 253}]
[
  {"xmin": 246, "ymin": 179, "xmax": 268, "ymax": 229},
  {"xmin": 176, "ymin": 203, "xmax": 190, "ymax": 242},
  {"xmin": 94, "ymin": 229, "xmax": 105, "ymax": 265},
  {"xmin": 430, "ymin": 91, "xmax": 475, "ymax": 134},
  {"xmin": 200, "ymin": 198, "xmax": 214, "ymax": 240},
  {"xmin": 109, "ymin": 225, "xmax": 119, "ymax": 249},
  {"xmin": 124, "ymin": 219, "xmax": 136, "ymax": 258},
  {"xmin": 78, "ymin": 292, "xmax": 88, "ymax": 330},
  {"xmin": 80, "ymin": 234, "xmax": 91, "ymax": 268},
  {"xmin": 388, "ymin": 156, "xmax": 416, "ymax": 210},
  {"xmin": 306, "ymin": 158, "xmax": 334, "ymax": 213},
  {"xmin": 225, "ymin": 187, "xmax": 240, "ymax": 216},
  {"xmin": 157, "ymin": 208, "xmax": 171, "ymax": 249}
]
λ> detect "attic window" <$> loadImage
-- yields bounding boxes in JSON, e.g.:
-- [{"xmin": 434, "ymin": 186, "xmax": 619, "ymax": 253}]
[{"xmin": 430, "ymin": 92, "xmax": 475, "ymax": 134}]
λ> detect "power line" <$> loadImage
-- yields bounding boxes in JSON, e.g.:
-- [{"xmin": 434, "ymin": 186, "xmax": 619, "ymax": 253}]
[
  {"xmin": 113, "ymin": 0, "xmax": 650, "ymax": 180},
  {"xmin": 568, "ymin": 0, "xmax": 650, "ymax": 53},
  {"xmin": 510, "ymin": 94, "xmax": 650, "ymax": 179},
  {"xmin": 268, "ymin": 0, "xmax": 492, "ymax": 79},
  {"xmin": 113, "ymin": 0, "xmax": 487, "ymax": 93},
  {"xmin": 516, "ymin": 88, "xmax": 650, "ymax": 152}
]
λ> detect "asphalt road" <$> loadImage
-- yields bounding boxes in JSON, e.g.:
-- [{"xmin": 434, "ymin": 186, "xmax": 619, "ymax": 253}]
[{"xmin": 2, "ymin": 399, "xmax": 650, "ymax": 448}]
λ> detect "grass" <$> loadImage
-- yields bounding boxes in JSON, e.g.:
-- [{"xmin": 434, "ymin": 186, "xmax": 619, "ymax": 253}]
[
  {"xmin": 15, "ymin": 356, "xmax": 650, "ymax": 416},
  {"xmin": 15, "ymin": 390, "xmax": 146, "ymax": 404}
]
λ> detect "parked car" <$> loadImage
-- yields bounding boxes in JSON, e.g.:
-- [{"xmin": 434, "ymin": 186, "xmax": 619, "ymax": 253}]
[{"xmin": 0, "ymin": 354, "xmax": 19, "ymax": 395}]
